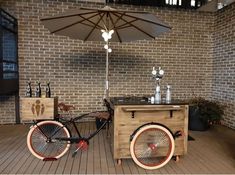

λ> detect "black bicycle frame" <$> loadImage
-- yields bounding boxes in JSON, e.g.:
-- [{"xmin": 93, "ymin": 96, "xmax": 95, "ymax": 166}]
[
  {"xmin": 32, "ymin": 98, "xmax": 113, "ymax": 143},
  {"xmin": 33, "ymin": 116, "xmax": 110, "ymax": 144}
]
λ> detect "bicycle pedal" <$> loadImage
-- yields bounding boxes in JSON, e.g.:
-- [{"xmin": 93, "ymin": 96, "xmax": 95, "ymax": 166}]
[
  {"xmin": 77, "ymin": 140, "xmax": 89, "ymax": 151},
  {"xmin": 72, "ymin": 151, "xmax": 78, "ymax": 158}
]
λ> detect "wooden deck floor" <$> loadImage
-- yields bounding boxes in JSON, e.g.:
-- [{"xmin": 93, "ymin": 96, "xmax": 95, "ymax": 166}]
[{"xmin": 0, "ymin": 123, "xmax": 234, "ymax": 174}]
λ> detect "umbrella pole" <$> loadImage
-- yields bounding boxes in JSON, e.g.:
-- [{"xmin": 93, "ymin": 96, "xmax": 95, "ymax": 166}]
[
  {"xmin": 105, "ymin": 41, "xmax": 109, "ymax": 99},
  {"xmin": 102, "ymin": 29, "xmax": 114, "ymax": 100}
]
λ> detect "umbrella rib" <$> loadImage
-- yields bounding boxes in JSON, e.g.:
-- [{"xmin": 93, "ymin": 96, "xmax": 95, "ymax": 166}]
[
  {"xmin": 41, "ymin": 11, "xmax": 97, "ymax": 21},
  {"xmin": 50, "ymin": 13, "xmax": 99, "ymax": 34},
  {"xmin": 114, "ymin": 19, "xmax": 138, "ymax": 29},
  {"xmin": 110, "ymin": 12, "xmax": 137, "ymax": 31},
  {"xmin": 108, "ymin": 14, "xmax": 122, "ymax": 42},
  {"xmin": 98, "ymin": 12, "xmax": 108, "ymax": 30},
  {"xmin": 78, "ymin": 14, "xmax": 103, "ymax": 30},
  {"xmin": 112, "ymin": 13, "xmax": 156, "ymax": 40},
  {"xmin": 80, "ymin": 21, "xmax": 98, "ymax": 28},
  {"xmin": 113, "ymin": 12, "xmax": 125, "ymax": 27},
  {"xmin": 84, "ymin": 12, "xmax": 105, "ymax": 41},
  {"xmin": 115, "ymin": 11, "xmax": 171, "ymax": 30}
]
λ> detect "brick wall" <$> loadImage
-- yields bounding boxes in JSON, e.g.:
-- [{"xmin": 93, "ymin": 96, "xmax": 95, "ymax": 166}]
[
  {"xmin": 0, "ymin": 0, "xmax": 233, "ymax": 128},
  {"xmin": 212, "ymin": 3, "xmax": 235, "ymax": 129},
  {"xmin": 0, "ymin": 96, "xmax": 15, "ymax": 124}
]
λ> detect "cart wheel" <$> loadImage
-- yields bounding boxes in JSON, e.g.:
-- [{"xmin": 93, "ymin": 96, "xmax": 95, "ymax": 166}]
[
  {"xmin": 130, "ymin": 124, "xmax": 175, "ymax": 170},
  {"xmin": 117, "ymin": 159, "xmax": 122, "ymax": 165}
]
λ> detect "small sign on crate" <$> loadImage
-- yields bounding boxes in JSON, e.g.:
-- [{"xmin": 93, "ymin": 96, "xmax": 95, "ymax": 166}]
[{"xmin": 20, "ymin": 97, "xmax": 58, "ymax": 120}]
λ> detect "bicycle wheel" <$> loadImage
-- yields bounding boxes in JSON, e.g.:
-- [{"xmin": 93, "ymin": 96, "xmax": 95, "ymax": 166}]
[
  {"xmin": 130, "ymin": 124, "xmax": 175, "ymax": 170},
  {"xmin": 27, "ymin": 120, "xmax": 71, "ymax": 160}
]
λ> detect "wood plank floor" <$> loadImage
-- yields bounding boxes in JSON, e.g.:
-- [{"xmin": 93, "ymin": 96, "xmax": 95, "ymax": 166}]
[{"xmin": 0, "ymin": 123, "xmax": 234, "ymax": 174}]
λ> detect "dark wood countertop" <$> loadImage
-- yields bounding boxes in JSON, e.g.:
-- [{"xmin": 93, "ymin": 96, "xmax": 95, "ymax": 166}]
[{"xmin": 109, "ymin": 96, "xmax": 188, "ymax": 105}]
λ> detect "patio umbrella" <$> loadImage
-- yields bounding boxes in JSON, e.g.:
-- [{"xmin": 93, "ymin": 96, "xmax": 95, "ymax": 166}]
[{"xmin": 41, "ymin": 6, "xmax": 171, "ymax": 98}]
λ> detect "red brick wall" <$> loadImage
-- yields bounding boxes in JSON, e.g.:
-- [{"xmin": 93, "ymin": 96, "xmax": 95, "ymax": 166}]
[
  {"xmin": 0, "ymin": 96, "xmax": 15, "ymax": 124},
  {"xmin": 0, "ymin": 0, "xmax": 233, "ymax": 129},
  {"xmin": 212, "ymin": 3, "xmax": 235, "ymax": 129}
]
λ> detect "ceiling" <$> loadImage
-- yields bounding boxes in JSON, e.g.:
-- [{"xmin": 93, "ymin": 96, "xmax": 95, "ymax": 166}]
[
  {"xmin": 197, "ymin": 0, "xmax": 235, "ymax": 12},
  {"xmin": 107, "ymin": 0, "xmax": 235, "ymax": 11}
]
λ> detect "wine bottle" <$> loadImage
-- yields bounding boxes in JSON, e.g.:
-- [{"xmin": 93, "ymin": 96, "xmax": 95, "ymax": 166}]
[
  {"xmin": 166, "ymin": 85, "xmax": 171, "ymax": 103},
  {"xmin": 25, "ymin": 81, "xmax": 32, "ymax": 97},
  {"xmin": 46, "ymin": 81, "xmax": 51, "ymax": 98},
  {"xmin": 155, "ymin": 84, "xmax": 161, "ymax": 103},
  {"xmin": 35, "ymin": 81, "xmax": 41, "ymax": 97}
]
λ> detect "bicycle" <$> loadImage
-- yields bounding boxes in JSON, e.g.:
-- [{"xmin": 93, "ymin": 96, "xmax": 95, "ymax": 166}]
[
  {"xmin": 26, "ymin": 99, "xmax": 182, "ymax": 170},
  {"xmin": 27, "ymin": 99, "xmax": 113, "ymax": 160}
]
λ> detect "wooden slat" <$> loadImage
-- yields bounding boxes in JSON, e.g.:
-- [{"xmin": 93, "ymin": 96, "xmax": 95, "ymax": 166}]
[
  {"xmin": 122, "ymin": 106, "xmax": 183, "ymax": 112},
  {"xmin": 126, "ymin": 159, "xmax": 140, "ymax": 174},
  {"xmin": 7, "ymin": 149, "xmax": 31, "ymax": 174},
  {"xmin": 23, "ymin": 157, "xmax": 41, "ymax": 174},
  {"xmin": 99, "ymin": 128, "xmax": 109, "ymax": 174},
  {"xmin": 86, "ymin": 122, "xmax": 94, "ymax": 174},
  {"xmin": 69, "ymin": 145, "xmax": 81, "ymax": 174},
  {"xmin": 162, "ymin": 161, "xmax": 177, "ymax": 174},
  {"xmin": 63, "ymin": 124, "xmax": 81, "ymax": 174},
  {"xmin": 121, "ymin": 159, "xmax": 132, "ymax": 174},
  {"xmin": 0, "ymin": 134, "xmax": 25, "ymax": 162},
  {"xmin": 185, "ymin": 143, "xmax": 214, "ymax": 173},
  {"xmin": 31, "ymin": 158, "xmax": 45, "ymax": 173},
  {"xmin": 16, "ymin": 150, "xmax": 39, "ymax": 174},
  {"xmin": 46, "ymin": 154, "xmax": 62, "ymax": 174},
  {"xmin": 104, "ymin": 122, "xmax": 125, "ymax": 174},
  {"xmin": 0, "ymin": 134, "xmax": 27, "ymax": 173},
  {"xmin": 93, "ymin": 123, "xmax": 101, "ymax": 174},
  {"xmin": 78, "ymin": 123, "xmax": 89, "ymax": 174},
  {"xmin": 40, "ymin": 161, "xmax": 53, "ymax": 174},
  {"xmin": 190, "ymin": 140, "xmax": 234, "ymax": 173},
  {"xmin": 0, "ymin": 133, "xmax": 25, "ymax": 158},
  {"xmin": 102, "ymin": 130, "xmax": 116, "ymax": 174},
  {"xmin": 70, "ymin": 123, "xmax": 85, "ymax": 174}
]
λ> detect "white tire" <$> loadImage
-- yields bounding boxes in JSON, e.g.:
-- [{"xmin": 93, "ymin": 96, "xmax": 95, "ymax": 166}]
[
  {"xmin": 130, "ymin": 124, "xmax": 175, "ymax": 170},
  {"xmin": 27, "ymin": 120, "xmax": 70, "ymax": 160}
]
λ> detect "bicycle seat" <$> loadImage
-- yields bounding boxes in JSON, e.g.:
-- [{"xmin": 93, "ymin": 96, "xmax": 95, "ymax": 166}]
[{"xmin": 58, "ymin": 102, "xmax": 75, "ymax": 112}]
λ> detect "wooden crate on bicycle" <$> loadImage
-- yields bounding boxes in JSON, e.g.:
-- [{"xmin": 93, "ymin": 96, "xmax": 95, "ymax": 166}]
[{"xmin": 20, "ymin": 97, "xmax": 58, "ymax": 120}]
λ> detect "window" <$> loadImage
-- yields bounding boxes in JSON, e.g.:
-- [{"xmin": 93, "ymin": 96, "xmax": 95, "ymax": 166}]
[
  {"xmin": 165, "ymin": 0, "xmax": 182, "ymax": 5},
  {"xmin": 0, "ymin": 8, "xmax": 19, "ymax": 94},
  {"xmin": 107, "ymin": 0, "xmax": 207, "ymax": 9}
]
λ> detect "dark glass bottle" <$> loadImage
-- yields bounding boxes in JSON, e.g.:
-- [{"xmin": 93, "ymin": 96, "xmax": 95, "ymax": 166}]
[
  {"xmin": 46, "ymin": 81, "xmax": 51, "ymax": 98},
  {"xmin": 35, "ymin": 81, "xmax": 41, "ymax": 97},
  {"xmin": 25, "ymin": 81, "xmax": 32, "ymax": 97}
]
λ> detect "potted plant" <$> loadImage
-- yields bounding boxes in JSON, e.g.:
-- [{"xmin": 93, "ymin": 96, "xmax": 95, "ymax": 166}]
[{"xmin": 188, "ymin": 97, "xmax": 225, "ymax": 131}]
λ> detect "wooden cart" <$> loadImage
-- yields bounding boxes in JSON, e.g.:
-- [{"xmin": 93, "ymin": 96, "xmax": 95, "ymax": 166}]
[
  {"xmin": 109, "ymin": 97, "xmax": 188, "ymax": 164},
  {"xmin": 20, "ymin": 97, "xmax": 58, "ymax": 121}
]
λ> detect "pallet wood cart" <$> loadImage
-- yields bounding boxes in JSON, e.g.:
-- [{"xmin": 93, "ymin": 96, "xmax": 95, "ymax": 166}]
[{"xmin": 109, "ymin": 97, "xmax": 188, "ymax": 164}]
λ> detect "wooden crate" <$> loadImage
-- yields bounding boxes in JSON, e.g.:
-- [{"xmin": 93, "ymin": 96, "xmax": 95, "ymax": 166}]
[
  {"xmin": 111, "ymin": 104, "xmax": 188, "ymax": 160},
  {"xmin": 20, "ymin": 97, "xmax": 58, "ymax": 120}
]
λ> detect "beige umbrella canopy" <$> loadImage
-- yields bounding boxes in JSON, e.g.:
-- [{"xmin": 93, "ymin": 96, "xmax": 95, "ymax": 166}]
[{"xmin": 41, "ymin": 6, "xmax": 171, "ymax": 98}]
